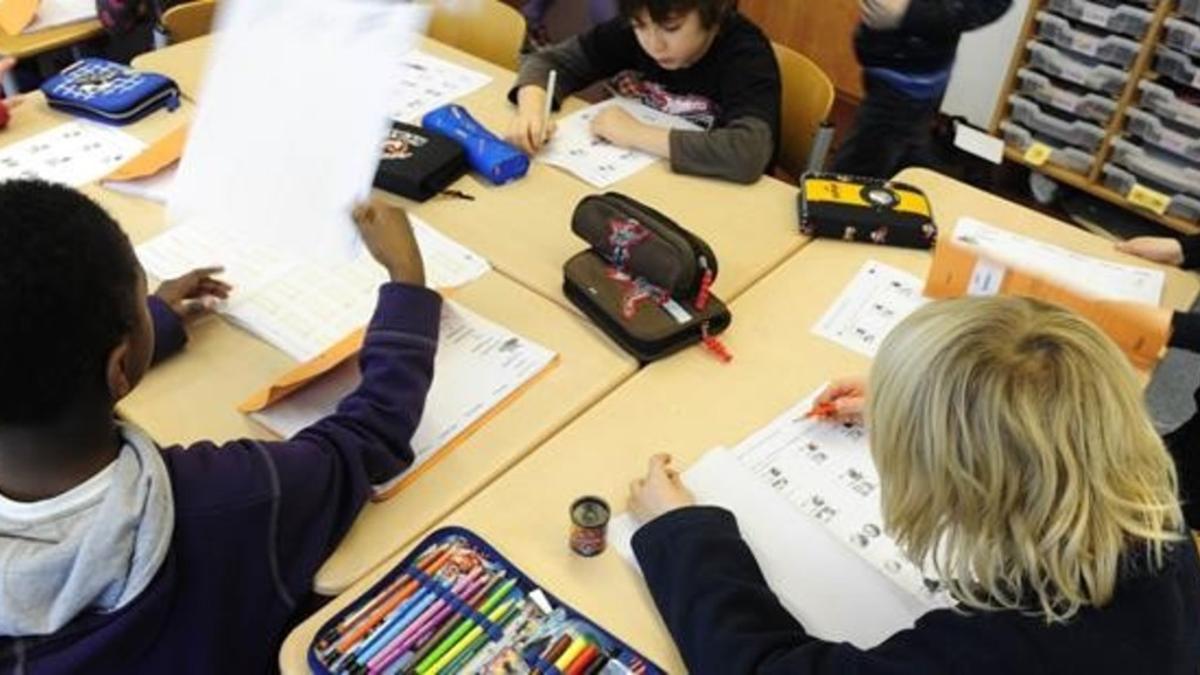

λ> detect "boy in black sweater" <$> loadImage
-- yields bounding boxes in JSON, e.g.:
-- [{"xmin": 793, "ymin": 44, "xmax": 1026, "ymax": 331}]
[
  {"xmin": 832, "ymin": 0, "xmax": 1013, "ymax": 178},
  {"xmin": 628, "ymin": 297, "xmax": 1200, "ymax": 673},
  {"xmin": 506, "ymin": 0, "xmax": 781, "ymax": 184}
]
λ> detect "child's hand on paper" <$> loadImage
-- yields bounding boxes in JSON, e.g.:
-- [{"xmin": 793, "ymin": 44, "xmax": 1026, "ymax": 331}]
[
  {"xmin": 155, "ymin": 267, "xmax": 232, "ymax": 319},
  {"xmin": 813, "ymin": 376, "xmax": 868, "ymax": 425},
  {"xmin": 354, "ymin": 201, "xmax": 426, "ymax": 286},
  {"xmin": 1115, "ymin": 237, "xmax": 1185, "ymax": 267},
  {"xmin": 590, "ymin": 106, "xmax": 645, "ymax": 148},
  {"xmin": 507, "ymin": 86, "xmax": 556, "ymax": 155},
  {"xmin": 629, "ymin": 454, "xmax": 695, "ymax": 524},
  {"xmin": 859, "ymin": 0, "xmax": 913, "ymax": 30}
]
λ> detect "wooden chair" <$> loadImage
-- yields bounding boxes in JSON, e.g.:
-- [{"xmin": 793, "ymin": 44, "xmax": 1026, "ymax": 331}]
[
  {"xmin": 427, "ymin": 0, "xmax": 525, "ymax": 71},
  {"xmin": 772, "ymin": 42, "xmax": 836, "ymax": 180},
  {"xmin": 160, "ymin": 0, "xmax": 217, "ymax": 45}
]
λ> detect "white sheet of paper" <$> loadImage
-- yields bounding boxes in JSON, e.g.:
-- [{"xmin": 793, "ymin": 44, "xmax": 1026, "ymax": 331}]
[
  {"xmin": 389, "ymin": 50, "xmax": 493, "ymax": 122},
  {"xmin": 610, "ymin": 446, "xmax": 944, "ymax": 650},
  {"xmin": 24, "ymin": 0, "xmax": 96, "ymax": 33},
  {"xmin": 952, "ymin": 122, "xmax": 1004, "ymax": 165},
  {"xmin": 102, "ymin": 165, "xmax": 178, "ymax": 204},
  {"xmin": 135, "ymin": 216, "xmax": 490, "ymax": 360},
  {"xmin": 169, "ymin": 0, "xmax": 431, "ymax": 262},
  {"xmin": 540, "ymin": 97, "xmax": 700, "ymax": 188},
  {"xmin": 251, "ymin": 301, "xmax": 557, "ymax": 495},
  {"xmin": 0, "ymin": 121, "xmax": 145, "ymax": 187},
  {"xmin": 953, "ymin": 217, "xmax": 1166, "ymax": 305},
  {"xmin": 812, "ymin": 260, "xmax": 929, "ymax": 358}
]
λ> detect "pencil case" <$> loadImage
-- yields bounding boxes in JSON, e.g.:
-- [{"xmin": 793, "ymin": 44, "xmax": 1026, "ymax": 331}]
[
  {"xmin": 374, "ymin": 121, "xmax": 470, "ymax": 202},
  {"xmin": 798, "ymin": 172, "xmax": 937, "ymax": 250},
  {"xmin": 422, "ymin": 104, "xmax": 529, "ymax": 186},
  {"xmin": 308, "ymin": 527, "xmax": 665, "ymax": 675},
  {"xmin": 40, "ymin": 59, "xmax": 180, "ymax": 126},
  {"xmin": 563, "ymin": 193, "xmax": 731, "ymax": 364}
]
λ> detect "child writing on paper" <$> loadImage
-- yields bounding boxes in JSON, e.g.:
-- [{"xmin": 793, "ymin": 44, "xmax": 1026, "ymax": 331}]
[
  {"xmin": 627, "ymin": 297, "xmax": 1200, "ymax": 674},
  {"xmin": 506, "ymin": 0, "xmax": 781, "ymax": 185},
  {"xmin": 1117, "ymin": 234, "xmax": 1200, "ymax": 530},
  {"xmin": 831, "ymin": 0, "xmax": 1013, "ymax": 178},
  {"xmin": 0, "ymin": 181, "xmax": 440, "ymax": 672}
]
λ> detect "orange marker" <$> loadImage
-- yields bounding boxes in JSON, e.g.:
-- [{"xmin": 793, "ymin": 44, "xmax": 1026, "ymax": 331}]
[{"xmin": 805, "ymin": 402, "xmax": 838, "ymax": 420}]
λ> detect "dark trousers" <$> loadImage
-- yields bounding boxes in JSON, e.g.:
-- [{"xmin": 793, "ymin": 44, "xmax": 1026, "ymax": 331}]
[
  {"xmin": 1165, "ymin": 414, "xmax": 1200, "ymax": 530},
  {"xmin": 831, "ymin": 72, "xmax": 944, "ymax": 179}
]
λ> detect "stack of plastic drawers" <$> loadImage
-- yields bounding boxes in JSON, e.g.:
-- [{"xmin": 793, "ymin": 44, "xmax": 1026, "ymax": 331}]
[
  {"xmin": 1003, "ymin": 1, "xmax": 1154, "ymax": 177},
  {"xmin": 1104, "ymin": 2, "xmax": 1200, "ymax": 223}
]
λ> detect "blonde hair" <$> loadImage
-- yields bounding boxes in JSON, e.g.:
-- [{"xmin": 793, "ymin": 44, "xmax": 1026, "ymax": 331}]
[{"xmin": 868, "ymin": 296, "xmax": 1183, "ymax": 623}]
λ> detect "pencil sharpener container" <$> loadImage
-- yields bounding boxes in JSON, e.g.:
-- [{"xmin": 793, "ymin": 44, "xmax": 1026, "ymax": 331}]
[{"xmin": 569, "ymin": 496, "xmax": 610, "ymax": 557}]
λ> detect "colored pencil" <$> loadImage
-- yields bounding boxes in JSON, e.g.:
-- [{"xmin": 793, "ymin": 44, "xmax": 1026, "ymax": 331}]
[
  {"xmin": 554, "ymin": 634, "xmax": 588, "ymax": 670},
  {"xmin": 438, "ymin": 598, "xmax": 522, "ymax": 672},
  {"xmin": 565, "ymin": 644, "xmax": 601, "ymax": 675},
  {"xmin": 422, "ymin": 597, "xmax": 517, "ymax": 675},
  {"xmin": 334, "ymin": 547, "xmax": 456, "ymax": 655},
  {"xmin": 400, "ymin": 574, "xmax": 506, "ymax": 672},
  {"xmin": 365, "ymin": 569, "xmax": 489, "ymax": 673},
  {"xmin": 413, "ymin": 578, "xmax": 517, "ymax": 673}
]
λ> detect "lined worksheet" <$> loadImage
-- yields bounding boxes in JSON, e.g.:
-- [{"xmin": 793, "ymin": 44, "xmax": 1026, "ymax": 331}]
[
  {"xmin": 23, "ymin": 0, "xmax": 96, "ymax": 33},
  {"xmin": 0, "ymin": 122, "xmax": 146, "ymax": 187},
  {"xmin": 136, "ymin": 216, "xmax": 490, "ymax": 361},
  {"xmin": 389, "ymin": 50, "xmax": 493, "ymax": 123},
  {"xmin": 251, "ymin": 301, "xmax": 557, "ymax": 495},
  {"xmin": 540, "ymin": 97, "xmax": 701, "ymax": 188},
  {"xmin": 812, "ymin": 260, "xmax": 929, "ymax": 358}
]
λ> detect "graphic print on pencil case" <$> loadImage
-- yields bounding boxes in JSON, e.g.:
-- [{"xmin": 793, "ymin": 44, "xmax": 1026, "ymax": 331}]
[
  {"xmin": 609, "ymin": 70, "xmax": 719, "ymax": 130},
  {"xmin": 381, "ymin": 126, "xmax": 428, "ymax": 161},
  {"xmin": 607, "ymin": 216, "xmax": 652, "ymax": 269}
]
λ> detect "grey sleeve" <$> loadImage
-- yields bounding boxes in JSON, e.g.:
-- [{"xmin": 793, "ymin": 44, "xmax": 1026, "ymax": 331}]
[
  {"xmin": 668, "ymin": 116, "xmax": 775, "ymax": 185},
  {"xmin": 509, "ymin": 36, "xmax": 605, "ymax": 108}
]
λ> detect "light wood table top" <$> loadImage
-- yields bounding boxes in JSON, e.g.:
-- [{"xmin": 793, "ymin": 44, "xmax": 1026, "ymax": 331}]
[
  {"xmin": 90, "ymin": 187, "xmax": 638, "ymax": 596},
  {"xmin": 129, "ymin": 34, "xmax": 809, "ymax": 313},
  {"xmin": 1, "ymin": 89, "xmax": 192, "ymax": 145},
  {"xmin": 279, "ymin": 171, "xmax": 1200, "ymax": 673},
  {"xmin": 0, "ymin": 20, "xmax": 102, "ymax": 60}
]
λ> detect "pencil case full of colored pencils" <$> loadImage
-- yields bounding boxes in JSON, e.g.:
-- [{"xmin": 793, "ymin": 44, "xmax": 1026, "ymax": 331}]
[{"xmin": 309, "ymin": 527, "xmax": 666, "ymax": 675}]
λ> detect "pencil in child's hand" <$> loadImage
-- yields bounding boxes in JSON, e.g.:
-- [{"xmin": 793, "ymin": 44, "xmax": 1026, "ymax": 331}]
[
  {"xmin": 542, "ymin": 69, "xmax": 558, "ymax": 146},
  {"xmin": 805, "ymin": 402, "xmax": 838, "ymax": 420}
]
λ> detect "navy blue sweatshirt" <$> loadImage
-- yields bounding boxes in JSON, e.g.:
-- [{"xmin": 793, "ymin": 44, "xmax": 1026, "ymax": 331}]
[
  {"xmin": 633, "ymin": 506, "xmax": 1200, "ymax": 674},
  {"xmin": 0, "ymin": 283, "xmax": 441, "ymax": 673},
  {"xmin": 855, "ymin": 0, "xmax": 1014, "ymax": 74}
]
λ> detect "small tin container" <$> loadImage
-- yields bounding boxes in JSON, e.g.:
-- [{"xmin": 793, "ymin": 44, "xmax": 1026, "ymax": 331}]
[{"xmin": 569, "ymin": 496, "xmax": 610, "ymax": 557}]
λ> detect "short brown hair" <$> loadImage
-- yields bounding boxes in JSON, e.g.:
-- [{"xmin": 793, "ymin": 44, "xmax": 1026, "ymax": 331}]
[{"xmin": 618, "ymin": 0, "xmax": 736, "ymax": 28}]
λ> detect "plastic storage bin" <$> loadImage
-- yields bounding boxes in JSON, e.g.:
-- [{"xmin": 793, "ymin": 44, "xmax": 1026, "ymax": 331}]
[
  {"xmin": 1163, "ymin": 18, "xmax": 1200, "ymax": 59},
  {"xmin": 1017, "ymin": 69, "xmax": 1117, "ymax": 124},
  {"xmin": 1154, "ymin": 45, "xmax": 1200, "ymax": 90},
  {"xmin": 1125, "ymin": 108, "xmax": 1200, "ymax": 163},
  {"xmin": 1108, "ymin": 139, "xmax": 1200, "ymax": 217},
  {"xmin": 1027, "ymin": 41, "xmax": 1128, "ymax": 95},
  {"xmin": 1008, "ymin": 95, "xmax": 1107, "ymax": 150},
  {"xmin": 1001, "ymin": 121, "xmax": 1096, "ymax": 175},
  {"xmin": 1045, "ymin": 0, "xmax": 1153, "ymax": 39},
  {"xmin": 1103, "ymin": 163, "xmax": 1200, "ymax": 221},
  {"xmin": 1137, "ymin": 80, "xmax": 1200, "ymax": 131},
  {"xmin": 1180, "ymin": 0, "xmax": 1200, "ymax": 23},
  {"xmin": 1035, "ymin": 12, "xmax": 1141, "ymax": 67}
]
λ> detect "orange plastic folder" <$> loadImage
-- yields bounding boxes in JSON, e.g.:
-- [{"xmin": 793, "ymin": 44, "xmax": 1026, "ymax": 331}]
[
  {"xmin": 106, "ymin": 124, "xmax": 189, "ymax": 181},
  {"xmin": 924, "ymin": 238, "xmax": 1170, "ymax": 371},
  {"xmin": 238, "ymin": 311, "xmax": 559, "ymax": 501},
  {"xmin": 0, "ymin": 0, "xmax": 38, "ymax": 36}
]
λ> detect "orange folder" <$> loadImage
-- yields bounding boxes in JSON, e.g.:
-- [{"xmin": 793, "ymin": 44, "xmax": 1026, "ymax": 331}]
[
  {"xmin": 924, "ymin": 238, "xmax": 1171, "ymax": 371},
  {"xmin": 106, "ymin": 124, "xmax": 189, "ymax": 181},
  {"xmin": 0, "ymin": 0, "xmax": 38, "ymax": 36}
]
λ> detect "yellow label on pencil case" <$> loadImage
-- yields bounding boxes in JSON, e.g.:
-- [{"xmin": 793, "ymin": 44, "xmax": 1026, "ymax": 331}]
[
  {"xmin": 1127, "ymin": 184, "xmax": 1171, "ymax": 216},
  {"xmin": 1023, "ymin": 142, "xmax": 1052, "ymax": 167}
]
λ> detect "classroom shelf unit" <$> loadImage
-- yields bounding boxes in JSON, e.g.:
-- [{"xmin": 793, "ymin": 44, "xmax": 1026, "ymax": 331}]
[{"xmin": 992, "ymin": 0, "xmax": 1200, "ymax": 234}]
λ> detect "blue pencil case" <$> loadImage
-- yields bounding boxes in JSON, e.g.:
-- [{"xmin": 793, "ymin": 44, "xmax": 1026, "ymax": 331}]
[
  {"xmin": 40, "ymin": 59, "xmax": 181, "ymax": 126},
  {"xmin": 309, "ymin": 527, "xmax": 665, "ymax": 675},
  {"xmin": 422, "ymin": 104, "xmax": 529, "ymax": 186}
]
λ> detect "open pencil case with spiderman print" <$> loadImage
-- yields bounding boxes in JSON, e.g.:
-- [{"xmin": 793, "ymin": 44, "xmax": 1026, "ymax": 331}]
[{"xmin": 563, "ymin": 193, "xmax": 731, "ymax": 364}]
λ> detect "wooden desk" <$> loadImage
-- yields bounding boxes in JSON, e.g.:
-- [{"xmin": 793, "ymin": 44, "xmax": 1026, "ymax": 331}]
[
  {"xmin": 90, "ymin": 188, "xmax": 637, "ymax": 596},
  {"xmin": 129, "ymin": 35, "xmax": 809, "ymax": 313},
  {"xmin": 278, "ymin": 172, "xmax": 1200, "ymax": 673},
  {"xmin": 0, "ymin": 20, "xmax": 103, "ymax": 59},
  {"xmin": 0, "ymin": 89, "xmax": 191, "ymax": 145}
]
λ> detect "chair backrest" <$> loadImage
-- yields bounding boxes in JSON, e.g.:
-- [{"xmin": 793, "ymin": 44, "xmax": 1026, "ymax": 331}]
[
  {"xmin": 772, "ymin": 42, "xmax": 835, "ymax": 179},
  {"xmin": 161, "ymin": 0, "xmax": 216, "ymax": 45},
  {"xmin": 427, "ymin": 0, "xmax": 525, "ymax": 71}
]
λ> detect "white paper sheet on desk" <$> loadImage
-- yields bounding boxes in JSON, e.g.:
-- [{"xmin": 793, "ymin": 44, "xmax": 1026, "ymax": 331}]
[
  {"xmin": 540, "ymin": 97, "xmax": 701, "ymax": 188},
  {"xmin": 135, "ymin": 216, "xmax": 491, "ymax": 361},
  {"xmin": 23, "ymin": 0, "xmax": 96, "ymax": 33},
  {"xmin": 168, "ymin": 0, "xmax": 431, "ymax": 263},
  {"xmin": 812, "ymin": 260, "xmax": 928, "ymax": 358},
  {"xmin": 389, "ymin": 50, "xmax": 493, "ymax": 123},
  {"xmin": 103, "ymin": 165, "xmax": 178, "ymax": 204},
  {"xmin": 953, "ymin": 217, "xmax": 1166, "ymax": 305},
  {"xmin": 250, "ymin": 300, "xmax": 557, "ymax": 493},
  {"xmin": 610, "ymin": 445, "xmax": 946, "ymax": 650},
  {"xmin": 0, "ymin": 121, "xmax": 145, "ymax": 187}
]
